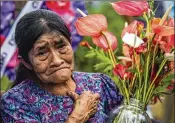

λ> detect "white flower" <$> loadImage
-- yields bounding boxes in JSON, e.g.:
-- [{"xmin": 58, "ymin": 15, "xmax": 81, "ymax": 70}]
[{"xmin": 122, "ymin": 32, "xmax": 144, "ymax": 48}]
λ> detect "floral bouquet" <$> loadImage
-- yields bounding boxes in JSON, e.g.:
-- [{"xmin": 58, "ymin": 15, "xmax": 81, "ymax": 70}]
[{"xmin": 75, "ymin": 1, "xmax": 174, "ymax": 123}]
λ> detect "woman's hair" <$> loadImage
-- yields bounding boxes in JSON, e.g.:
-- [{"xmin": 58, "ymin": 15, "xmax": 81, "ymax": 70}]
[{"xmin": 12, "ymin": 9, "xmax": 71, "ymax": 87}]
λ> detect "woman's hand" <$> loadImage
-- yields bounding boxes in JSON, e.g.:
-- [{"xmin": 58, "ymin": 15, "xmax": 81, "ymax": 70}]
[{"xmin": 66, "ymin": 91, "xmax": 100, "ymax": 123}]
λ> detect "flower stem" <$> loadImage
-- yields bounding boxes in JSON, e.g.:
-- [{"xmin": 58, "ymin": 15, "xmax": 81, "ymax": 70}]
[
  {"xmin": 108, "ymin": 49, "xmax": 115, "ymax": 67},
  {"xmin": 144, "ymin": 59, "xmax": 167, "ymax": 103},
  {"xmin": 143, "ymin": 13, "xmax": 149, "ymax": 35},
  {"xmin": 143, "ymin": 47, "xmax": 151, "ymax": 102},
  {"xmin": 122, "ymin": 79, "xmax": 130, "ymax": 104},
  {"xmin": 102, "ymin": 31, "xmax": 117, "ymax": 66},
  {"xmin": 129, "ymin": 73, "xmax": 136, "ymax": 97}
]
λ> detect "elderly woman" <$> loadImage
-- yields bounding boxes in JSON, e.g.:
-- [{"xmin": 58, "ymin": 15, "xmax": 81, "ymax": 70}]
[{"xmin": 0, "ymin": 9, "xmax": 122, "ymax": 123}]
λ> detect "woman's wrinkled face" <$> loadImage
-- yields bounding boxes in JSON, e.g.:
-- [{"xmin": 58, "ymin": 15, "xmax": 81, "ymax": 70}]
[{"xmin": 28, "ymin": 32, "xmax": 74, "ymax": 84}]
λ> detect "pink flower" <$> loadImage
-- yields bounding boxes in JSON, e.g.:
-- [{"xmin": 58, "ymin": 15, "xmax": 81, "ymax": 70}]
[
  {"xmin": 75, "ymin": 14, "xmax": 117, "ymax": 51},
  {"xmin": 113, "ymin": 64, "xmax": 131, "ymax": 79},
  {"xmin": 153, "ymin": 25, "xmax": 174, "ymax": 36},
  {"xmin": 152, "ymin": 17, "xmax": 175, "ymax": 52},
  {"xmin": 75, "ymin": 14, "xmax": 107, "ymax": 36},
  {"xmin": 152, "ymin": 17, "xmax": 174, "ymax": 36},
  {"xmin": 111, "ymin": 1, "xmax": 149, "ymax": 16},
  {"xmin": 121, "ymin": 20, "xmax": 144, "ymax": 38},
  {"xmin": 92, "ymin": 31, "xmax": 118, "ymax": 51}
]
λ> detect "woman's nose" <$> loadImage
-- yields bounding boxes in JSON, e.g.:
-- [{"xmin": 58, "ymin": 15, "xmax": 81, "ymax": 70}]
[{"xmin": 50, "ymin": 51, "xmax": 64, "ymax": 68}]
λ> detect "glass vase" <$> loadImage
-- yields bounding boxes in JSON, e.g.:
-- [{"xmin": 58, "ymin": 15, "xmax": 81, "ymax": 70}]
[{"xmin": 107, "ymin": 98, "xmax": 152, "ymax": 123}]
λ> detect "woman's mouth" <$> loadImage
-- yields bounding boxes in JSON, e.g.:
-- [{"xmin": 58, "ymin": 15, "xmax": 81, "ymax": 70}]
[{"xmin": 47, "ymin": 66, "xmax": 70, "ymax": 75}]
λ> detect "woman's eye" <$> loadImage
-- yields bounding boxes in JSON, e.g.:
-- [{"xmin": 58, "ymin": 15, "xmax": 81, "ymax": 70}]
[
  {"xmin": 38, "ymin": 52, "xmax": 45, "ymax": 55},
  {"xmin": 37, "ymin": 51, "xmax": 48, "ymax": 56},
  {"xmin": 56, "ymin": 43, "xmax": 66, "ymax": 49}
]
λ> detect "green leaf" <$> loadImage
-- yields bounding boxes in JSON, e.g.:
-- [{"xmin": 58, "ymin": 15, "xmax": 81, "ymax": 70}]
[
  {"xmin": 104, "ymin": 65, "xmax": 113, "ymax": 73},
  {"xmin": 154, "ymin": 80, "xmax": 172, "ymax": 95},
  {"xmin": 94, "ymin": 62, "xmax": 110, "ymax": 70},
  {"xmin": 127, "ymin": 68, "xmax": 137, "ymax": 73},
  {"xmin": 154, "ymin": 91, "xmax": 172, "ymax": 96},
  {"xmin": 96, "ymin": 51, "xmax": 110, "ymax": 61},
  {"xmin": 141, "ymin": 30, "xmax": 146, "ymax": 38},
  {"xmin": 162, "ymin": 73, "xmax": 174, "ymax": 82},
  {"xmin": 153, "ymin": 4, "xmax": 160, "ymax": 17},
  {"xmin": 85, "ymin": 50, "xmax": 96, "ymax": 58},
  {"xmin": 99, "ymin": 49, "xmax": 105, "ymax": 56}
]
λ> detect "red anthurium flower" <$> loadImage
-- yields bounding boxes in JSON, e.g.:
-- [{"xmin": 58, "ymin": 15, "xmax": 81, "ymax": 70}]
[
  {"xmin": 75, "ymin": 14, "xmax": 107, "ymax": 36},
  {"xmin": 113, "ymin": 64, "xmax": 131, "ymax": 80},
  {"xmin": 111, "ymin": 1, "xmax": 148, "ymax": 16},
  {"xmin": 92, "ymin": 31, "xmax": 117, "ymax": 51},
  {"xmin": 121, "ymin": 20, "xmax": 144, "ymax": 38}
]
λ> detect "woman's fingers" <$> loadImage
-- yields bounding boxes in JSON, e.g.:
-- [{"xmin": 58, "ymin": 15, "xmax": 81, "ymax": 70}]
[
  {"xmin": 68, "ymin": 91, "xmax": 100, "ymax": 122},
  {"xmin": 94, "ymin": 93, "xmax": 100, "ymax": 100},
  {"xmin": 67, "ymin": 91, "xmax": 79, "ymax": 100}
]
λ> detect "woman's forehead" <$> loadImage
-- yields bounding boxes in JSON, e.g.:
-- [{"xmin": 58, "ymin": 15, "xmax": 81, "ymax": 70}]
[
  {"xmin": 38, "ymin": 33, "xmax": 63, "ymax": 41},
  {"xmin": 35, "ymin": 33, "xmax": 68, "ymax": 45}
]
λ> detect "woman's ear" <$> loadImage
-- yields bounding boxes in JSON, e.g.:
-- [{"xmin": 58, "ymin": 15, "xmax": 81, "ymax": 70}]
[{"xmin": 18, "ymin": 56, "xmax": 33, "ymax": 70}]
